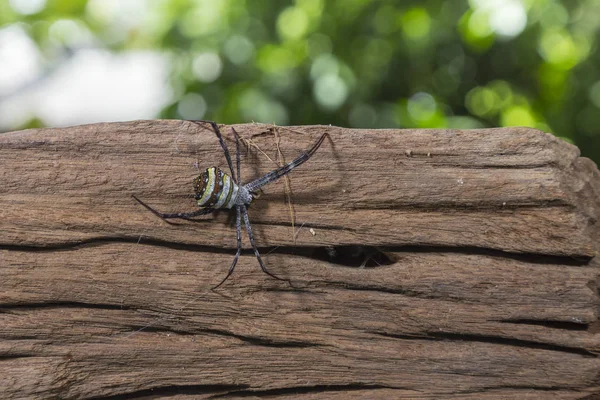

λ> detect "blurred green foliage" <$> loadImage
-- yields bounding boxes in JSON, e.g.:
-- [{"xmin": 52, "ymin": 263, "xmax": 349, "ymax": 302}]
[{"xmin": 2, "ymin": 0, "xmax": 600, "ymax": 164}]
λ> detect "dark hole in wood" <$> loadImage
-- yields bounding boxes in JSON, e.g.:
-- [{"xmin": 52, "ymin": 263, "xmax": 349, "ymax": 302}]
[{"xmin": 309, "ymin": 245, "xmax": 395, "ymax": 268}]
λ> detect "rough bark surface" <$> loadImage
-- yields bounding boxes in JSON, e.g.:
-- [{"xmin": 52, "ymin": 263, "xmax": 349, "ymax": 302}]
[{"xmin": 1, "ymin": 120, "xmax": 599, "ymax": 399}]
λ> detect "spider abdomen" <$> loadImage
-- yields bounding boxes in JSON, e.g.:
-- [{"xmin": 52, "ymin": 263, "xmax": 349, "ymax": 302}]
[{"xmin": 194, "ymin": 167, "xmax": 239, "ymax": 209}]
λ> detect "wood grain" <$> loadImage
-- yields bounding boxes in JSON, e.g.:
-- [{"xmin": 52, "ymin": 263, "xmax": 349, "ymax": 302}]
[{"xmin": 1, "ymin": 120, "xmax": 599, "ymax": 399}]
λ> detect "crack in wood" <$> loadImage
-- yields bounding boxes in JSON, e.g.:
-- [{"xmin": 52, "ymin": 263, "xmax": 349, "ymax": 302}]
[
  {"xmin": 207, "ymin": 384, "xmax": 400, "ymax": 399},
  {"xmin": 496, "ymin": 318, "xmax": 590, "ymax": 331},
  {"xmin": 122, "ymin": 325, "xmax": 320, "ymax": 348},
  {"xmin": 195, "ymin": 328, "xmax": 320, "ymax": 348},
  {"xmin": 348, "ymin": 200, "xmax": 575, "ymax": 211},
  {"xmin": 0, "ymin": 301, "xmax": 131, "ymax": 311},
  {"xmin": 318, "ymin": 282, "xmax": 433, "ymax": 297},
  {"xmin": 457, "ymin": 385, "xmax": 588, "ymax": 393},
  {"xmin": 0, "ymin": 354, "xmax": 38, "ymax": 360},
  {"xmin": 87, "ymin": 384, "xmax": 250, "ymax": 400},
  {"xmin": 378, "ymin": 245, "xmax": 593, "ymax": 266},
  {"xmin": 368, "ymin": 330, "xmax": 598, "ymax": 358},
  {"xmin": 429, "ymin": 162, "xmax": 563, "ymax": 169},
  {"xmin": 0, "ymin": 240, "xmax": 591, "ymax": 267}
]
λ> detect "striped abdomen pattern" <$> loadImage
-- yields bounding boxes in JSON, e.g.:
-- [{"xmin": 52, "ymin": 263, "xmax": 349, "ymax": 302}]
[{"xmin": 194, "ymin": 167, "xmax": 239, "ymax": 209}]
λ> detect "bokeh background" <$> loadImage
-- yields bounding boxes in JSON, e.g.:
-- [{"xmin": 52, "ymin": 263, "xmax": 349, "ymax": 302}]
[{"xmin": 1, "ymin": 0, "xmax": 599, "ymax": 163}]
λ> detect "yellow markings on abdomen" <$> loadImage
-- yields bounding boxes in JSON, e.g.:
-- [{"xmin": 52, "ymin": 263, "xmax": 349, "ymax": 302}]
[{"xmin": 194, "ymin": 167, "xmax": 238, "ymax": 209}]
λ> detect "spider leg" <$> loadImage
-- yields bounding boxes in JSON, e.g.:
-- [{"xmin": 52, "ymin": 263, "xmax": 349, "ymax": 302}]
[
  {"xmin": 231, "ymin": 127, "xmax": 241, "ymax": 184},
  {"xmin": 240, "ymin": 205, "xmax": 290, "ymax": 284},
  {"xmin": 212, "ymin": 205, "xmax": 242, "ymax": 289},
  {"xmin": 188, "ymin": 120, "xmax": 237, "ymax": 182},
  {"xmin": 132, "ymin": 195, "xmax": 214, "ymax": 220},
  {"xmin": 245, "ymin": 132, "xmax": 329, "ymax": 192}
]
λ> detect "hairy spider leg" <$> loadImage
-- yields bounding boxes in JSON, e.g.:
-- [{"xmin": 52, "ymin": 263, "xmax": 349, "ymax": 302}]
[
  {"xmin": 245, "ymin": 132, "xmax": 329, "ymax": 193},
  {"xmin": 232, "ymin": 127, "xmax": 241, "ymax": 184},
  {"xmin": 241, "ymin": 205, "xmax": 289, "ymax": 284},
  {"xmin": 132, "ymin": 194, "xmax": 214, "ymax": 220},
  {"xmin": 189, "ymin": 120, "xmax": 237, "ymax": 183},
  {"xmin": 212, "ymin": 205, "xmax": 243, "ymax": 289},
  {"xmin": 213, "ymin": 128, "xmax": 287, "ymax": 288},
  {"xmin": 212, "ymin": 130, "xmax": 243, "ymax": 289}
]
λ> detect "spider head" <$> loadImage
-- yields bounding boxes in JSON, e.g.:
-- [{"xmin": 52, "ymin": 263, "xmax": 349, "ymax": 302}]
[
  {"xmin": 241, "ymin": 189, "xmax": 262, "ymax": 209},
  {"xmin": 250, "ymin": 189, "xmax": 262, "ymax": 199}
]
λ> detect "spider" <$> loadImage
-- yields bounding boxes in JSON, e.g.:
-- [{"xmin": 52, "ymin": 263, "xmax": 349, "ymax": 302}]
[{"xmin": 133, "ymin": 120, "xmax": 329, "ymax": 289}]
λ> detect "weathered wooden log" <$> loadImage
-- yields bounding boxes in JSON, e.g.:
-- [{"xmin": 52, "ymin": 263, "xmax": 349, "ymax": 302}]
[{"xmin": 1, "ymin": 120, "xmax": 599, "ymax": 399}]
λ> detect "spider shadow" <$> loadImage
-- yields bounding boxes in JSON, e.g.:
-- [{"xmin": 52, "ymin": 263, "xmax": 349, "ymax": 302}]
[{"xmin": 163, "ymin": 208, "xmax": 237, "ymax": 228}]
